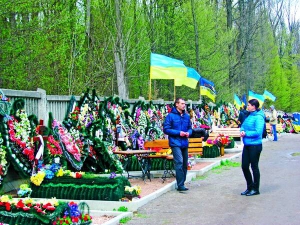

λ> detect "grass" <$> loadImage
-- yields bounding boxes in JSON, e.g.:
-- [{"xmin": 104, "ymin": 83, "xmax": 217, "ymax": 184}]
[
  {"xmin": 291, "ymin": 152, "xmax": 300, "ymax": 157},
  {"xmin": 120, "ymin": 217, "xmax": 132, "ymax": 224},
  {"xmin": 116, "ymin": 206, "xmax": 128, "ymax": 212},
  {"xmin": 211, "ymin": 159, "xmax": 241, "ymax": 174},
  {"xmin": 192, "ymin": 174, "xmax": 208, "ymax": 181},
  {"xmin": 134, "ymin": 213, "xmax": 149, "ymax": 218}
]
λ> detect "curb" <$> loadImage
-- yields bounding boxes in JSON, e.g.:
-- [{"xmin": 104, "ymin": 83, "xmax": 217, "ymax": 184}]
[{"xmin": 75, "ymin": 151, "xmax": 243, "ymax": 212}]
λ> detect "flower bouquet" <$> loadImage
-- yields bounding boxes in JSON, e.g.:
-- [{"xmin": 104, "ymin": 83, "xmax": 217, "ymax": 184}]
[
  {"xmin": 53, "ymin": 201, "xmax": 92, "ymax": 225},
  {"xmin": 17, "ymin": 184, "xmax": 32, "ymax": 198},
  {"xmin": 213, "ymin": 134, "xmax": 231, "ymax": 147},
  {"xmin": 213, "ymin": 134, "xmax": 231, "ymax": 156},
  {"xmin": 124, "ymin": 185, "xmax": 141, "ymax": 200},
  {"xmin": 0, "ymin": 195, "xmax": 92, "ymax": 225}
]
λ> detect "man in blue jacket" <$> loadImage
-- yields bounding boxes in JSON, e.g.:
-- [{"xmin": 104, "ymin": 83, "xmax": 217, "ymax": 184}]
[{"xmin": 163, "ymin": 98, "xmax": 192, "ymax": 192}]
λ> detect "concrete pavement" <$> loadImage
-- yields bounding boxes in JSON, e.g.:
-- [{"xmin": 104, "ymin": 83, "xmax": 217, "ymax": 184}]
[{"xmin": 127, "ymin": 133, "xmax": 300, "ymax": 225}]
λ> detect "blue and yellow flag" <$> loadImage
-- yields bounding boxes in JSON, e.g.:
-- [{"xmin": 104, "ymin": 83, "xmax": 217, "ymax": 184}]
[
  {"xmin": 248, "ymin": 90, "xmax": 265, "ymax": 108},
  {"xmin": 150, "ymin": 53, "xmax": 187, "ymax": 79},
  {"xmin": 200, "ymin": 77, "xmax": 216, "ymax": 102},
  {"xmin": 234, "ymin": 94, "xmax": 242, "ymax": 109},
  {"xmin": 174, "ymin": 67, "xmax": 201, "ymax": 89},
  {"xmin": 242, "ymin": 94, "xmax": 247, "ymax": 107},
  {"xmin": 263, "ymin": 90, "xmax": 276, "ymax": 101}
]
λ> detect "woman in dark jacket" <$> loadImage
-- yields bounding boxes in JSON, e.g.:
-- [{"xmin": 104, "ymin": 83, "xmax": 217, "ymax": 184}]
[{"xmin": 240, "ymin": 99, "xmax": 265, "ymax": 196}]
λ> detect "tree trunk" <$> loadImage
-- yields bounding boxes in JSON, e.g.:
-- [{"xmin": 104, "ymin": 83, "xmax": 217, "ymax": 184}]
[
  {"xmin": 114, "ymin": 0, "xmax": 128, "ymax": 99},
  {"xmin": 191, "ymin": 0, "xmax": 200, "ymax": 72}
]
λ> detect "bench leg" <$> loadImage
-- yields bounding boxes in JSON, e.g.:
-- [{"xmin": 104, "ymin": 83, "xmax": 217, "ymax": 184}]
[
  {"xmin": 140, "ymin": 158, "xmax": 151, "ymax": 182},
  {"xmin": 161, "ymin": 159, "xmax": 175, "ymax": 183}
]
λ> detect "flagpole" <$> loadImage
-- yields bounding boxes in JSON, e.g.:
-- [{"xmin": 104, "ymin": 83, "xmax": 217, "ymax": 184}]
[
  {"xmin": 199, "ymin": 85, "xmax": 202, "ymax": 103},
  {"xmin": 149, "ymin": 79, "xmax": 152, "ymax": 100},
  {"xmin": 174, "ymin": 80, "xmax": 176, "ymax": 101}
]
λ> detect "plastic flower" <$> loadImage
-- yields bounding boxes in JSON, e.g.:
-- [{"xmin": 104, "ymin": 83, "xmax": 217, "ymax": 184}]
[
  {"xmin": 23, "ymin": 197, "xmax": 34, "ymax": 205},
  {"xmin": 0, "ymin": 195, "xmax": 10, "ymax": 203},
  {"xmin": 109, "ymin": 172, "xmax": 116, "ymax": 179},
  {"xmin": 17, "ymin": 185, "xmax": 32, "ymax": 198},
  {"xmin": 124, "ymin": 185, "xmax": 141, "ymax": 196},
  {"xmin": 56, "ymin": 167, "xmax": 64, "ymax": 177},
  {"xmin": 214, "ymin": 134, "xmax": 231, "ymax": 147},
  {"xmin": 30, "ymin": 171, "xmax": 46, "ymax": 186}
]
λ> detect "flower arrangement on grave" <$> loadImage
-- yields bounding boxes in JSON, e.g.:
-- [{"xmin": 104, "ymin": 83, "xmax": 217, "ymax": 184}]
[
  {"xmin": 51, "ymin": 119, "xmax": 85, "ymax": 171},
  {"xmin": 200, "ymin": 124, "xmax": 210, "ymax": 130},
  {"xmin": 214, "ymin": 133, "xmax": 231, "ymax": 156},
  {"xmin": 5, "ymin": 99, "xmax": 37, "ymax": 177},
  {"xmin": 214, "ymin": 134, "xmax": 231, "ymax": 147},
  {"xmin": 17, "ymin": 184, "xmax": 32, "ymax": 198},
  {"xmin": 46, "ymin": 135, "xmax": 63, "ymax": 157},
  {"xmin": 30, "ymin": 163, "xmax": 63, "ymax": 186},
  {"xmin": 53, "ymin": 201, "xmax": 92, "ymax": 225},
  {"xmin": 124, "ymin": 185, "xmax": 141, "ymax": 197},
  {"xmin": 0, "ymin": 195, "xmax": 92, "ymax": 225},
  {"xmin": 7, "ymin": 110, "xmax": 35, "ymax": 162},
  {"xmin": 0, "ymin": 133, "xmax": 8, "ymax": 185}
]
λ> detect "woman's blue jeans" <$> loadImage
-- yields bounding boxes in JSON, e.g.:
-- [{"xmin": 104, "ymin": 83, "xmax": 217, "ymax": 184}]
[{"xmin": 171, "ymin": 147, "xmax": 188, "ymax": 189}]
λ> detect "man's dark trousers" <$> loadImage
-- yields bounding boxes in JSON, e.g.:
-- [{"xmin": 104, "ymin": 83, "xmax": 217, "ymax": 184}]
[{"xmin": 172, "ymin": 147, "xmax": 188, "ymax": 189}]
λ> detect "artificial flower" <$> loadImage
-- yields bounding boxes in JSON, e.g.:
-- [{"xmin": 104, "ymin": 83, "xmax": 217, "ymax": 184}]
[
  {"xmin": 56, "ymin": 167, "xmax": 64, "ymax": 177},
  {"xmin": 0, "ymin": 195, "xmax": 10, "ymax": 203},
  {"xmin": 17, "ymin": 184, "xmax": 32, "ymax": 197},
  {"xmin": 124, "ymin": 185, "xmax": 141, "ymax": 196},
  {"xmin": 214, "ymin": 134, "xmax": 231, "ymax": 147},
  {"xmin": 30, "ymin": 171, "xmax": 46, "ymax": 186}
]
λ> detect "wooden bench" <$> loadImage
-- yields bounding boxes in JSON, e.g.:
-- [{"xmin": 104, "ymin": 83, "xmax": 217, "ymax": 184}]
[
  {"xmin": 211, "ymin": 127, "xmax": 241, "ymax": 139},
  {"xmin": 266, "ymin": 123, "xmax": 283, "ymax": 134},
  {"xmin": 208, "ymin": 128, "xmax": 242, "ymax": 148},
  {"xmin": 143, "ymin": 138, "xmax": 203, "ymax": 181},
  {"xmin": 144, "ymin": 138, "xmax": 203, "ymax": 160}
]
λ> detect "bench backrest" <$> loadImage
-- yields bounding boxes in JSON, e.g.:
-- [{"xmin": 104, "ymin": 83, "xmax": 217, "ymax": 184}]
[
  {"xmin": 144, "ymin": 138, "xmax": 203, "ymax": 154},
  {"xmin": 266, "ymin": 123, "xmax": 283, "ymax": 132},
  {"xmin": 211, "ymin": 128, "xmax": 241, "ymax": 137},
  {"xmin": 188, "ymin": 138, "xmax": 203, "ymax": 154}
]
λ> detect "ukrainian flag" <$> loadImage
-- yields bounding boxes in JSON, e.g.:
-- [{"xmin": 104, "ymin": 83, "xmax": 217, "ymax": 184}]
[
  {"xmin": 248, "ymin": 90, "xmax": 265, "ymax": 108},
  {"xmin": 174, "ymin": 67, "xmax": 201, "ymax": 89},
  {"xmin": 234, "ymin": 94, "xmax": 243, "ymax": 109},
  {"xmin": 200, "ymin": 77, "xmax": 216, "ymax": 102},
  {"xmin": 150, "ymin": 53, "xmax": 187, "ymax": 80},
  {"xmin": 263, "ymin": 90, "xmax": 276, "ymax": 101}
]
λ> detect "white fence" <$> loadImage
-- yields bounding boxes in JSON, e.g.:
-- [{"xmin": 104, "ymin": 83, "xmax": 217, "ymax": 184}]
[
  {"xmin": 2, "ymin": 88, "xmax": 80, "ymax": 125},
  {"xmin": 2, "ymin": 88, "xmax": 194, "ymax": 125}
]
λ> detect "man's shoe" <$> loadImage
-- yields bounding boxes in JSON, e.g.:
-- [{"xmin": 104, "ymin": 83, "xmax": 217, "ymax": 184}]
[
  {"xmin": 177, "ymin": 187, "xmax": 189, "ymax": 192},
  {"xmin": 241, "ymin": 189, "xmax": 251, "ymax": 195},
  {"xmin": 246, "ymin": 190, "xmax": 260, "ymax": 196}
]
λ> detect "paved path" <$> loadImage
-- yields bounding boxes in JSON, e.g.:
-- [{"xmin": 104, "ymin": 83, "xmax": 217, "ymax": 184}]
[{"xmin": 127, "ymin": 134, "xmax": 300, "ymax": 225}]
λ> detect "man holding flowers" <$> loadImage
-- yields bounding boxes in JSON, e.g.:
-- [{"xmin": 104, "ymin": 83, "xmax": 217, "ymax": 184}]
[{"xmin": 163, "ymin": 98, "xmax": 192, "ymax": 192}]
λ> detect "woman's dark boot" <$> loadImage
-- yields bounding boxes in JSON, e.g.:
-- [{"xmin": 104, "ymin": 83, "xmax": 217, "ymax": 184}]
[
  {"xmin": 241, "ymin": 184, "xmax": 253, "ymax": 195},
  {"xmin": 241, "ymin": 189, "xmax": 251, "ymax": 195},
  {"xmin": 246, "ymin": 189, "xmax": 260, "ymax": 196}
]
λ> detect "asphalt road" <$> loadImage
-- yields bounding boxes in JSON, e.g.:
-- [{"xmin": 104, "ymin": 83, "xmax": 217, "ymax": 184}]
[{"xmin": 127, "ymin": 133, "xmax": 300, "ymax": 225}]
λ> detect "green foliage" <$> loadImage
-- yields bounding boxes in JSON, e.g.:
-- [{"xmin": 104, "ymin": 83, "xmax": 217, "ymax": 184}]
[
  {"xmin": 120, "ymin": 216, "xmax": 132, "ymax": 224},
  {"xmin": 134, "ymin": 213, "xmax": 149, "ymax": 218},
  {"xmin": 192, "ymin": 175, "xmax": 208, "ymax": 181},
  {"xmin": 0, "ymin": 0, "xmax": 299, "ymax": 111},
  {"xmin": 212, "ymin": 159, "xmax": 241, "ymax": 173},
  {"xmin": 117, "ymin": 206, "xmax": 128, "ymax": 212}
]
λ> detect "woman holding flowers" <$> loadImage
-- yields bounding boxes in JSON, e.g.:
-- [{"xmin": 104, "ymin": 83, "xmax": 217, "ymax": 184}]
[{"xmin": 240, "ymin": 99, "xmax": 265, "ymax": 196}]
